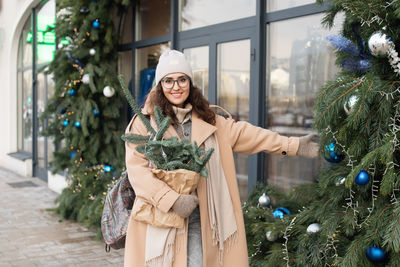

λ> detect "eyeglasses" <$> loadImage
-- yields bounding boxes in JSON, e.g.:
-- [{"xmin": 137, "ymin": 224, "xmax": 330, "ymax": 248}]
[{"xmin": 161, "ymin": 76, "xmax": 190, "ymax": 89}]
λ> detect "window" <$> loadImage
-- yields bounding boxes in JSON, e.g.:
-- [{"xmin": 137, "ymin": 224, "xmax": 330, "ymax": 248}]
[
  {"xmin": 267, "ymin": 0, "xmax": 316, "ymax": 12},
  {"xmin": 179, "ymin": 0, "xmax": 256, "ymax": 31},
  {"xmin": 136, "ymin": 0, "xmax": 171, "ymax": 41},
  {"xmin": 264, "ymin": 13, "xmax": 344, "ymax": 190},
  {"xmin": 183, "ymin": 46, "xmax": 209, "ymax": 97}
]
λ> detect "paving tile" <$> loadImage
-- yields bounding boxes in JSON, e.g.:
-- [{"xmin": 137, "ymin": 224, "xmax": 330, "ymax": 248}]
[{"xmin": 0, "ymin": 167, "xmax": 124, "ymax": 266}]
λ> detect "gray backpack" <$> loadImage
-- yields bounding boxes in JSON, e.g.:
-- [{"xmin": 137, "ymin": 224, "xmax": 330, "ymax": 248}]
[{"xmin": 101, "ymin": 171, "xmax": 135, "ymax": 251}]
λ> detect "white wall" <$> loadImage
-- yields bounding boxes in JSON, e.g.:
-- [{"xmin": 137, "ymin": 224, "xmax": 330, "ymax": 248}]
[{"xmin": 0, "ymin": 0, "xmax": 44, "ymax": 177}]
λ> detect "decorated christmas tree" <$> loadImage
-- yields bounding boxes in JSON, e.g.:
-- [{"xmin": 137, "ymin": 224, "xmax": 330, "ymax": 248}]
[
  {"xmin": 41, "ymin": 0, "xmax": 133, "ymax": 234},
  {"xmin": 243, "ymin": 0, "xmax": 400, "ymax": 266}
]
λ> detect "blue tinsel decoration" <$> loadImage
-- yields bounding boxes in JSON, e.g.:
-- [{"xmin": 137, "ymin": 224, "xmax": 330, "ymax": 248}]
[
  {"xmin": 326, "ymin": 35, "xmax": 359, "ymax": 56},
  {"xmin": 341, "ymin": 58, "xmax": 372, "ymax": 73},
  {"xmin": 66, "ymin": 51, "xmax": 85, "ymax": 68}
]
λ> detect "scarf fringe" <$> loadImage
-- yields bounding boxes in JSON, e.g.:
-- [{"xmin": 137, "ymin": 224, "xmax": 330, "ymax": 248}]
[
  {"xmin": 145, "ymin": 243, "xmax": 175, "ymax": 267},
  {"xmin": 212, "ymin": 228, "xmax": 238, "ymax": 266}
]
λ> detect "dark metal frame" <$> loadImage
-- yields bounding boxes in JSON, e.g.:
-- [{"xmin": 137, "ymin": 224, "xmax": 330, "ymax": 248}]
[{"xmin": 117, "ymin": 0, "xmax": 330, "ymax": 195}]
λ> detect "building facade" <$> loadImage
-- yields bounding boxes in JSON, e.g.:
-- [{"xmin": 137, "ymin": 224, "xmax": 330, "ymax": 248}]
[{"xmin": 0, "ymin": 0, "xmax": 343, "ymax": 200}]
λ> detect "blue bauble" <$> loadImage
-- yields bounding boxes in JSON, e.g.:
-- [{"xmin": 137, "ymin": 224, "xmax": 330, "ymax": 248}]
[
  {"xmin": 62, "ymin": 120, "xmax": 69, "ymax": 126},
  {"xmin": 70, "ymin": 151, "xmax": 77, "ymax": 159},
  {"xmin": 68, "ymin": 89, "xmax": 76, "ymax": 96},
  {"xmin": 366, "ymin": 246, "xmax": 387, "ymax": 263},
  {"xmin": 355, "ymin": 170, "xmax": 370, "ymax": 185},
  {"xmin": 104, "ymin": 165, "xmax": 114, "ymax": 173},
  {"xmin": 92, "ymin": 20, "xmax": 100, "ymax": 29},
  {"xmin": 74, "ymin": 121, "xmax": 81, "ymax": 128},
  {"xmin": 93, "ymin": 109, "xmax": 100, "ymax": 116},
  {"xmin": 273, "ymin": 207, "xmax": 291, "ymax": 219},
  {"xmin": 324, "ymin": 142, "xmax": 344, "ymax": 163},
  {"xmin": 60, "ymin": 108, "xmax": 66, "ymax": 114}
]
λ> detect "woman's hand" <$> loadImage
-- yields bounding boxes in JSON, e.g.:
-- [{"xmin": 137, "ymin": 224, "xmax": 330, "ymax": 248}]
[
  {"xmin": 172, "ymin": 194, "xmax": 199, "ymax": 218},
  {"xmin": 297, "ymin": 133, "xmax": 319, "ymax": 158}
]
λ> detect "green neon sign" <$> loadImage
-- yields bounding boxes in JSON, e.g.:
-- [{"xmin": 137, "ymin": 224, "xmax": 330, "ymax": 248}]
[{"xmin": 26, "ymin": 14, "xmax": 56, "ymax": 62}]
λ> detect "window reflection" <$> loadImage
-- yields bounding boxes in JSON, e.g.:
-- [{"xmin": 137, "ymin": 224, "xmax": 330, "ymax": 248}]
[
  {"xmin": 136, "ymin": 0, "xmax": 170, "ymax": 40},
  {"xmin": 135, "ymin": 44, "xmax": 170, "ymax": 106},
  {"xmin": 183, "ymin": 46, "xmax": 209, "ymax": 98},
  {"xmin": 267, "ymin": 0, "xmax": 316, "ymax": 12},
  {"xmin": 265, "ymin": 13, "xmax": 344, "ymax": 190},
  {"xmin": 179, "ymin": 0, "xmax": 256, "ymax": 31},
  {"xmin": 217, "ymin": 39, "xmax": 250, "ymax": 202}
]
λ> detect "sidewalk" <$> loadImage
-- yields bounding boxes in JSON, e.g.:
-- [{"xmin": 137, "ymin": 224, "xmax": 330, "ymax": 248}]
[{"xmin": 0, "ymin": 167, "xmax": 124, "ymax": 267}]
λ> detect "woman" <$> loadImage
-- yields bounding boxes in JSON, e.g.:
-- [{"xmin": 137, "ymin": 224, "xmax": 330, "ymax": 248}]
[{"xmin": 124, "ymin": 50, "xmax": 318, "ymax": 267}]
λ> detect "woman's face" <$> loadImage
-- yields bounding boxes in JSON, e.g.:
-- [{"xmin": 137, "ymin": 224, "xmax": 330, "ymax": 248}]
[{"xmin": 161, "ymin": 72, "xmax": 190, "ymax": 108}]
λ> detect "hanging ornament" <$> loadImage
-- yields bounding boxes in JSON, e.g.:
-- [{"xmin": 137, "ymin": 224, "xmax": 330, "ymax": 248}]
[
  {"xmin": 335, "ymin": 177, "xmax": 346, "ymax": 186},
  {"xmin": 366, "ymin": 246, "xmax": 387, "ymax": 263},
  {"xmin": 104, "ymin": 165, "xmax": 114, "ymax": 173},
  {"xmin": 355, "ymin": 170, "xmax": 370, "ymax": 185},
  {"xmin": 324, "ymin": 142, "xmax": 344, "ymax": 163},
  {"xmin": 368, "ymin": 32, "xmax": 390, "ymax": 57},
  {"xmin": 258, "ymin": 193, "xmax": 271, "ymax": 207},
  {"xmin": 60, "ymin": 108, "xmax": 66, "ymax": 114},
  {"xmin": 68, "ymin": 89, "xmax": 77, "ymax": 96},
  {"xmin": 92, "ymin": 19, "xmax": 100, "ymax": 29},
  {"xmin": 70, "ymin": 151, "xmax": 77, "ymax": 159},
  {"xmin": 93, "ymin": 109, "xmax": 100, "ymax": 116},
  {"xmin": 265, "ymin": 231, "xmax": 277, "ymax": 242},
  {"xmin": 344, "ymin": 95, "xmax": 359, "ymax": 115},
  {"xmin": 74, "ymin": 121, "xmax": 81, "ymax": 128},
  {"xmin": 89, "ymin": 48, "xmax": 96, "ymax": 56},
  {"xmin": 57, "ymin": 43, "xmax": 64, "ymax": 49},
  {"xmin": 103, "ymin": 86, "xmax": 115, "ymax": 97},
  {"xmin": 272, "ymin": 207, "xmax": 290, "ymax": 219},
  {"xmin": 306, "ymin": 223, "xmax": 321, "ymax": 233},
  {"xmin": 62, "ymin": 120, "xmax": 69, "ymax": 127},
  {"xmin": 82, "ymin": 74, "xmax": 90, "ymax": 84}
]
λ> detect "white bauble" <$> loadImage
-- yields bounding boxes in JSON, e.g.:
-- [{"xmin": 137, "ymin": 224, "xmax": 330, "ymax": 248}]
[
  {"xmin": 344, "ymin": 95, "xmax": 359, "ymax": 115},
  {"xmin": 368, "ymin": 32, "xmax": 390, "ymax": 57},
  {"xmin": 306, "ymin": 223, "xmax": 321, "ymax": 234},
  {"xmin": 103, "ymin": 86, "xmax": 115, "ymax": 97},
  {"xmin": 336, "ymin": 177, "xmax": 346, "ymax": 186},
  {"xmin": 57, "ymin": 43, "xmax": 64, "ymax": 49},
  {"xmin": 89, "ymin": 48, "xmax": 96, "ymax": 56},
  {"xmin": 258, "ymin": 193, "xmax": 271, "ymax": 206},
  {"xmin": 266, "ymin": 231, "xmax": 277, "ymax": 241},
  {"xmin": 82, "ymin": 74, "xmax": 90, "ymax": 84}
]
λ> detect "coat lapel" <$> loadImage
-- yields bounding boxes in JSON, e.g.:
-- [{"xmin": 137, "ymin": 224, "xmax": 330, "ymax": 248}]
[{"xmin": 191, "ymin": 112, "xmax": 217, "ymax": 146}]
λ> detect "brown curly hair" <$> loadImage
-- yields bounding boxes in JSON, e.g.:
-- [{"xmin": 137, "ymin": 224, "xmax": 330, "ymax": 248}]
[{"xmin": 145, "ymin": 82, "xmax": 216, "ymax": 125}]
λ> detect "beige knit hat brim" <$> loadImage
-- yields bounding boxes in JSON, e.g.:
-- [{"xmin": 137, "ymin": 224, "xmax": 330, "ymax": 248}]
[{"xmin": 155, "ymin": 50, "xmax": 193, "ymax": 85}]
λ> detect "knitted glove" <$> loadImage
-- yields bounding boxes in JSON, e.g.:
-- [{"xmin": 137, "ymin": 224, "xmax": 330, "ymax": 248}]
[
  {"xmin": 172, "ymin": 194, "xmax": 199, "ymax": 218},
  {"xmin": 297, "ymin": 133, "xmax": 319, "ymax": 158}
]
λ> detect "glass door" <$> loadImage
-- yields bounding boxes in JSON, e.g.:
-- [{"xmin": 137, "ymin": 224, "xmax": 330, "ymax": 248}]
[{"xmin": 33, "ymin": 0, "xmax": 56, "ymax": 181}]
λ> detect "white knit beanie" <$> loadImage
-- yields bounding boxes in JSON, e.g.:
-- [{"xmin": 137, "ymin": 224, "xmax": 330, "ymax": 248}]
[{"xmin": 155, "ymin": 50, "xmax": 193, "ymax": 85}]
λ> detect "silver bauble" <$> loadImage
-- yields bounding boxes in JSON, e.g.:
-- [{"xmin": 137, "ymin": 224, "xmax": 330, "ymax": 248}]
[
  {"xmin": 89, "ymin": 48, "xmax": 96, "ymax": 56},
  {"xmin": 344, "ymin": 95, "xmax": 358, "ymax": 115},
  {"xmin": 82, "ymin": 74, "xmax": 90, "ymax": 84},
  {"xmin": 258, "ymin": 193, "xmax": 271, "ymax": 206},
  {"xmin": 306, "ymin": 223, "xmax": 321, "ymax": 233},
  {"xmin": 103, "ymin": 86, "xmax": 115, "ymax": 97},
  {"xmin": 57, "ymin": 43, "xmax": 64, "ymax": 49},
  {"xmin": 368, "ymin": 32, "xmax": 390, "ymax": 57},
  {"xmin": 266, "ymin": 231, "xmax": 277, "ymax": 241}
]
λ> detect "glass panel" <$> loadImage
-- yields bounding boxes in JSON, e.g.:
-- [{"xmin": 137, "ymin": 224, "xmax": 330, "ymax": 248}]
[
  {"xmin": 36, "ymin": 0, "xmax": 56, "ymax": 64},
  {"xmin": 17, "ymin": 70, "xmax": 23, "ymax": 151},
  {"xmin": 267, "ymin": 0, "xmax": 316, "ymax": 12},
  {"xmin": 265, "ymin": 13, "xmax": 344, "ymax": 190},
  {"xmin": 217, "ymin": 39, "xmax": 250, "ymax": 202},
  {"xmin": 135, "ymin": 43, "xmax": 170, "ymax": 106},
  {"xmin": 37, "ymin": 72, "xmax": 46, "ymax": 168},
  {"xmin": 118, "ymin": 50, "xmax": 133, "ymax": 96},
  {"xmin": 46, "ymin": 72, "xmax": 56, "ymax": 164},
  {"xmin": 21, "ymin": 16, "xmax": 32, "ymax": 67},
  {"xmin": 183, "ymin": 46, "xmax": 209, "ymax": 98},
  {"xmin": 136, "ymin": 0, "xmax": 170, "ymax": 41},
  {"xmin": 120, "ymin": 5, "xmax": 133, "ymax": 44},
  {"xmin": 23, "ymin": 69, "xmax": 33, "ymax": 153},
  {"xmin": 179, "ymin": 0, "xmax": 256, "ymax": 31}
]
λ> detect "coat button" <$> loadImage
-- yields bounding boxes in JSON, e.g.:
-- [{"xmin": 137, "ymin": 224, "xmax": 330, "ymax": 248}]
[{"xmin": 281, "ymin": 151, "xmax": 287, "ymax": 155}]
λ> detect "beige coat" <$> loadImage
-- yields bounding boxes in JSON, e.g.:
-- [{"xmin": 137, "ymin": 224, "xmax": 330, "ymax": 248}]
[{"xmin": 124, "ymin": 109, "xmax": 299, "ymax": 267}]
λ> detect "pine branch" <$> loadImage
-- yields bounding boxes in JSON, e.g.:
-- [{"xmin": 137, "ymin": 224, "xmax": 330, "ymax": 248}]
[{"xmin": 117, "ymin": 74, "xmax": 156, "ymax": 136}]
